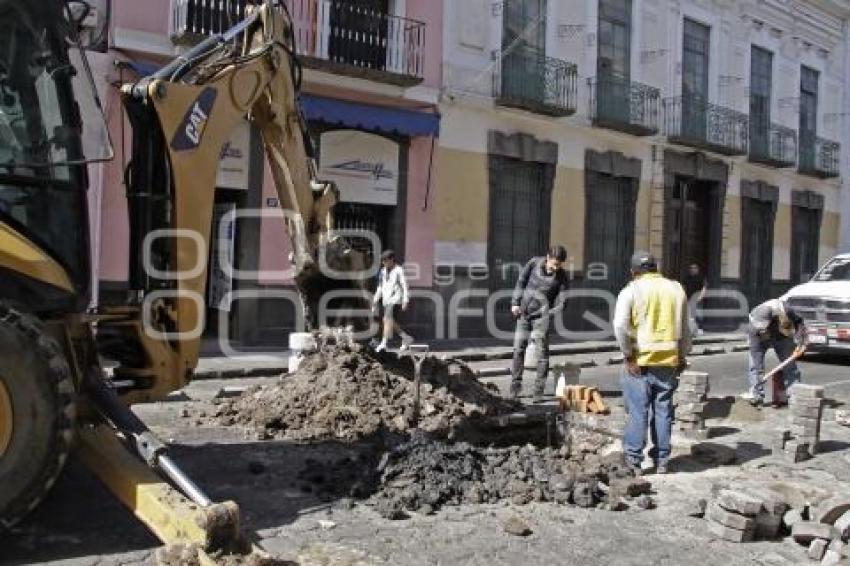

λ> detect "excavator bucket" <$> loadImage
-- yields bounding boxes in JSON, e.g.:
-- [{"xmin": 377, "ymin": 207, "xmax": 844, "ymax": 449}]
[{"xmin": 77, "ymin": 425, "xmax": 280, "ymax": 565}]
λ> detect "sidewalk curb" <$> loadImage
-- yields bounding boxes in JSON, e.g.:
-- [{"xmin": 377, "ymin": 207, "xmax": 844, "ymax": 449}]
[
  {"xmin": 191, "ymin": 335, "xmax": 747, "ymax": 380},
  {"xmin": 473, "ymin": 342, "xmax": 748, "ymax": 378},
  {"xmin": 193, "ymin": 366, "xmax": 287, "ymax": 380},
  {"xmin": 447, "ymin": 335, "xmax": 745, "ymax": 363}
]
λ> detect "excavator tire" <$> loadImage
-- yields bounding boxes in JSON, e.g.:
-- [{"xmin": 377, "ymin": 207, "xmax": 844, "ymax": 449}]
[{"xmin": 0, "ymin": 303, "xmax": 75, "ymax": 529}]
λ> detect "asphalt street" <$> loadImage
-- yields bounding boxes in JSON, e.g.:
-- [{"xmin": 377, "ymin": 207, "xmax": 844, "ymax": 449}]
[{"xmin": 1, "ymin": 350, "xmax": 848, "ymax": 565}]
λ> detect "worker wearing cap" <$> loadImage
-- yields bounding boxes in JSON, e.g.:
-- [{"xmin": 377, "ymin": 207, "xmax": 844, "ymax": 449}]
[
  {"xmin": 613, "ymin": 252, "xmax": 691, "ymax": 476},
  {"xmin": 745, "ymin": 298, "xmax": 807, "ymax": 408},
  {"xmin": 509, "ymin": 245, "xmax": 570, "ymax": 403}
]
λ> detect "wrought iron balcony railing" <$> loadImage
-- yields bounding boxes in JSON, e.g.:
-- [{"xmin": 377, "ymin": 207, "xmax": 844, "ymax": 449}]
[
  {"xmin": 170, "ymin": 0, "xmax": 246, "ymax": 42},
  {"xmin": 170, "ymin": 0, "xmax": 427, "ymax": 86},
  {"xmin": 588, "ymin": 75, "xmax": 660, "ymax": 136},
  {"xmin": 663, "ymin": 96, "xmax": 748, "ymax": 156},
  {"xmin": 494, "ymin": 49, "xmax": 577, "ymax": 117},
  {"xmin": 799, "ymin": 134, "xmax": 840, "ymax": 178},
  {"xmin": 748, "ymin": 122, "xmax": 797, "ymax": 168}
]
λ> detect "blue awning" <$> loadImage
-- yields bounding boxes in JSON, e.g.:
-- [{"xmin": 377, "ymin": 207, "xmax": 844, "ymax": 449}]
[{"xmin": 299, "ymin": 94, "xmax": 439, "ymax": 137}]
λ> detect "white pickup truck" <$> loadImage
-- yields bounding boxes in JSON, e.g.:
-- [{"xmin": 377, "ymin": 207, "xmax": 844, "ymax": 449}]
[{"xmin": 782, "ymin": 253, "xmax": 850, "ymax": 354}]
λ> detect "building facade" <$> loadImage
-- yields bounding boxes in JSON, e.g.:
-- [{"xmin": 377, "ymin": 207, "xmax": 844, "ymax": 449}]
[
  {"xmin": 434, "ymin": 0, "xmax": 849, "ymax": 337},
  {"xmin": 84, "ymin": 0, "xmax": 442, "ymax": 349}
]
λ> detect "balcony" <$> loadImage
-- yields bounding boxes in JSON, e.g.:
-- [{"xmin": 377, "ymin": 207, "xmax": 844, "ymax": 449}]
[
  {"xmin": 170, "ymin": 0, "xmax": 246, "ymax": 43},
  {"xmin": 798, "ymin": 135, "xmax": 840, "ymax": 178},
  {"xmin": 493, "ymin": 48, "xmax": 577, "ymax": 117},
  {"xmin": 663, "ymin": 96, "xmax": 748, "ymax": 156},
  {"xmin": 170, "ymin": 0, "xmax": 427, "ymax": 86},
  {"xmin": 587, "ymin": 76, "xmax": 660, "ymax": 136},
  {"xmin": 748, "ymin": 123, "xmax": 797, "ymax": 168}
]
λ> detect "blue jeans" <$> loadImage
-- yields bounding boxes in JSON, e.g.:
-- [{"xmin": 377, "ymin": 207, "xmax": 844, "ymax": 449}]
[
  {"xmin": 621, "ymin": 366, "xmax": 678, "ymax": 466},
  {"xmin": 747, "ymin": 332, "xmax": 801, "ymax": 401}
]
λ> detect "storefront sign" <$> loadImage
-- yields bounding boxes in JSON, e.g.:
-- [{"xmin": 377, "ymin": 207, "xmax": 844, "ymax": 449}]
[
  {"xmin": 216, "ymin": 121, "xmax": 251, "ymax": 190},
  {"xmin": 318, "ymin": 130, "xmax": 400, "ymax": 205}
]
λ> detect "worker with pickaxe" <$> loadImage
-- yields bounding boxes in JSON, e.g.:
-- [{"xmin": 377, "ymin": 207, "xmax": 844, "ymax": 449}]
[{"xmin": 744, "ymin": 298, "xmax": 808, "ymax": 408}]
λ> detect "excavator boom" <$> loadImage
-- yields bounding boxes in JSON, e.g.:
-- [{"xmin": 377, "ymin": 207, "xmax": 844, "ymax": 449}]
[{"xmin": 101, "ymin": 0, "xmax": 361, "ymax": 404}]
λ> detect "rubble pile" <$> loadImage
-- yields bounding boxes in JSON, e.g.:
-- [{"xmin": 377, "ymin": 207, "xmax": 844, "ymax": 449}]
[
  {"xmin": 210, "ymin": 342, "xmax": 519, "ymax": 442},
  {"xmin": 295, "ymin": 430, "xmax": 650, "ymax": 518},
  {"xmin": 369, "ymin": 434, "xmax": 648, "ymax": 518},
  {"xmin": 674, "ymin": 371, "xmax": 710, "ymax": 440}
]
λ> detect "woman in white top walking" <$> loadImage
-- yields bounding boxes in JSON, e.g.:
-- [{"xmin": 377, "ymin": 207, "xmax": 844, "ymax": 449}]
[{"xmin": 372, "ymin": 250, "xmax": 413, "ymax": 352}]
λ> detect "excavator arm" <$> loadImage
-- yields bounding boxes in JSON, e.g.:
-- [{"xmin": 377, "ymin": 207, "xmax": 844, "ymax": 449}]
[
  {"xmin": 79, "ymin": 3, "xmax": 365, "ymax": 559},
  {"xmin": 99, "ymin": 0, "xmax": 361, "ymax": 403}
]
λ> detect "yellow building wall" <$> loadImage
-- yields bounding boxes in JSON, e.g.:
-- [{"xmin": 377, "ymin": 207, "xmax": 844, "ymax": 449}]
[
  {"xmin": 434, "ymin": 143, "xmax": 841, "ymax": 283},
  {"xmin": 634, "ymin": 181, "xmax": 653, "ymax": 253},
  {"xmin": 550, "ymin": 166, "xmax": 585, "ymax": 268},
  {"xmin": 821, "ymin": 211, "xmax": 840, "ymax": 265},
  {"xmin": 773, "ymin": 204, "xmax": 791, "ymax": 280},
  {"xmin": 721, "ymin": 195, "xmax": 741, "ymax": 279},
  {"xmin": 434, "ymin": 147, "xmax": 489, "ymax": 243}
]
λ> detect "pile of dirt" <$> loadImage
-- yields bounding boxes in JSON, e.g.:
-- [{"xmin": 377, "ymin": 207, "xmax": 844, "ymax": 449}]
[{"xmin": 211, "ymin": 341, "xmax": 520, "ymax": 442}]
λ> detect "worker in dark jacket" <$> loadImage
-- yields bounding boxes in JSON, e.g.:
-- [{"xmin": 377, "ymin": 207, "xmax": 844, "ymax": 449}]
[
  {"xmin": 746, "ymin": 298, "xmax": 807, "ymax": 407},
  {"xmin": 509, "ymin": 245, "xmax": 570, "ymax": 402}
]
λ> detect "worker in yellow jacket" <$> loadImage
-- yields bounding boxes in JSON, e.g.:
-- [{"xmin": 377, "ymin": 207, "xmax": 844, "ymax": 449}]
[{"xmin": 613, "ymin": 252, "xmax": 692, "ymax": 476}]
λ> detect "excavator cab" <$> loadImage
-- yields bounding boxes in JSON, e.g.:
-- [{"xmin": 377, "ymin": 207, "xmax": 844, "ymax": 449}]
[
  {"xmin": 0, "ymin": 0, "xmax": 113, "ymax": 529},
  {"xmin": 0, "ymin": 0, "xmax": 112, "ymax": 313}
]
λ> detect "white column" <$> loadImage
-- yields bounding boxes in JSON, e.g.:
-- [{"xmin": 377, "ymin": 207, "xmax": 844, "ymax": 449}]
[{"xmin": 840, "ymin": 21, "xmax": 850, "ymax": 250}]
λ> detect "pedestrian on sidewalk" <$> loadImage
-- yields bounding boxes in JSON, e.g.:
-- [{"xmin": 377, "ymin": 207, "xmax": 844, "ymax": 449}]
[
  {"xmin": 681, "ymin": 263, "xmax": 707, "ymax": 334},
  {"xmin": 372, "ymin": 250, "xmax": 413, "ymax": 352},
  {"xmin": 614, "ymin": 252, "xmax": 691, "ymax": 476},
  {"xmin": 509, "ymin": 245, "xmax": 570, "ymax": 403},
  {"xmin": 745, "ymin": 298, "xmax": 807, "ymax": 408}
]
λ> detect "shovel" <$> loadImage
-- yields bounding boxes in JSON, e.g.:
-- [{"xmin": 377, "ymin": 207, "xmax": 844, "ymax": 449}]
[
  {"xmin": 405, "ymin": 344, "xmax": 430, "ymax": 425},
  {"xmin": 757, "ymin": 344, "xmax": 807, "ymax": 385}
]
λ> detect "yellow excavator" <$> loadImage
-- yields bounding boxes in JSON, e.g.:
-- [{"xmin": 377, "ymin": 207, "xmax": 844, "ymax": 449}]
[{"xmin": 0, "ymin": 0, "xmax": 361, "ymax": 560}]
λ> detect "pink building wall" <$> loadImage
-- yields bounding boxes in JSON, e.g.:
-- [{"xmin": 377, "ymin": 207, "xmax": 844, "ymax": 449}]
[
  {"xmin": 403, "ymin": 137, "xmax": 436, "ymax": 286},
  {"xmin": 111, "ymin": 0, "xmax": 170, "ymax": 35},
  {"xmin": 86, "ymin": 53, "xmax": 132, "ymax": 287},
  {"xmin": 407, "ymin": 0, "xmax": 443, "ymax": 90},
  {"xmin": 258, "ymin": 161, "xmax": 293, "ymax": 284},
  {"xmin": 95, "ymin": 0, "xmax": 441, "ymax": 291}
]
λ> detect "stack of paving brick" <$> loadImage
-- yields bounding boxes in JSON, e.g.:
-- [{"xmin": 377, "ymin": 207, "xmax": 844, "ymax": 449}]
[
  {"xmin": 704, "ymin": 489, "xmax": 788, "ymax": 543},
  {"xmin": 773, "ymin": 384, "xmax": 824, "ymax": 462},
  {"xmin": 674, "ymin": 371, "xmax": 710, "ymax": 440},
  {"xmin": 557, "ymin": 385, "xmax": 609, "ymax": 414}
]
